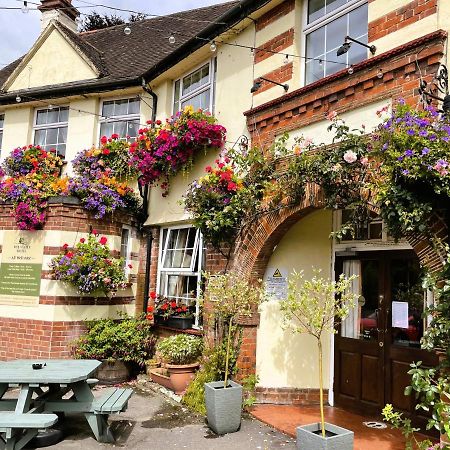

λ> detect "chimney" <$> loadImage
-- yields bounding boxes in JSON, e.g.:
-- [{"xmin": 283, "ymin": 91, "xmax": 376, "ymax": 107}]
[{"xmin": 38, "ymin": 0, "xmax": 80, "ymax": 33}]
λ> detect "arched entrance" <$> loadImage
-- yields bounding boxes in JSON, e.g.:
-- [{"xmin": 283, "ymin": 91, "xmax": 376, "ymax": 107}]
[{"xmin": 231, "ymin": 183, "xmax": 445, "ymax": 419}]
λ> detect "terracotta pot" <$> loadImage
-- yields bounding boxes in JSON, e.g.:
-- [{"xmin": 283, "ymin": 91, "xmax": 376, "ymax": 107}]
[
  {"xmin": 149, "ymin": 367, "xmax": 172, "ymax": 390},
  {"xmin": 166, "ymin": 362, "xmax": 199, "ymax": 394}
]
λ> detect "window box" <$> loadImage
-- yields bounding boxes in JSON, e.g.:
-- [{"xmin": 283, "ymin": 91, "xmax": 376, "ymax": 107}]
[{"xmin": 154, "ymin": 314, "xmax": 194, "ymax": 330}]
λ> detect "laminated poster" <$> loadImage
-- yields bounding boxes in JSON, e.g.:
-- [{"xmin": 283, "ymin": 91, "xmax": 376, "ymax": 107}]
[{"xmin": 392, "ymin": 301, "xmax": 409, "ymax": 329}]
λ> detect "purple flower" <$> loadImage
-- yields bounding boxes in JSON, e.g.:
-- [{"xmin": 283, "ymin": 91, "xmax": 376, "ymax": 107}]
[
  {"xmin": 404, "ymin": 149, "xmax": 414, "ymax": 157},
  {"xmin": 406, "ymin": 129, "xmax": 415, "ymax": 136},
  {"xmin": 397, "ymin": 156, "xmax": 404, "ymax": 161},
  {"xmin": 402, "ymin": 169, "xmax": 409, "ymax": 175},
  {"xmin": 422, "ymin": 147, "xmax": 430, "ymax": 155},
  {"xmin": 382, "ymin": 143, "xmax": 389, "ymax": 151},
  {"xmin": 418, "ymin": 130, "xmax": 428, "ymax": 137}
]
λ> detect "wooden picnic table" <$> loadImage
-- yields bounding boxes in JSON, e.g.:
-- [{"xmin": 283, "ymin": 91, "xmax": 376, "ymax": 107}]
[{"xmin": 0, "ymin": 359, "xmax": 133, "ymax": 450}]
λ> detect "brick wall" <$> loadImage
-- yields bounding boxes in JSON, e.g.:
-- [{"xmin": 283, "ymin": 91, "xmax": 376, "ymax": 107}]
[
  {"xmin": 255, "ymin": 0, "xmax": 295, "ymax": 32},
  {"xmin": 256, "ymin": 387, "xmax": 328, "ymax": 406},
  {"xmin": 253, "ymin": 63, "xmax": 294, "ymax": 96},
  {"xmin": 369, "ymin": 0, "xmax": 437, "ymax": 42},
  {"xmin": 254, "ymin": 29, "xmax": 294, "ymax": 64},
  {"xmin": 0, "ymin": 198, "xmax": 143, "ymax": 361}
]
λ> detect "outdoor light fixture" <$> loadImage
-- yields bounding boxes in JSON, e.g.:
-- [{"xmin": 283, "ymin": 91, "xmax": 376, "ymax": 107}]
[
  {"xmin": 251, "ymin": 77, "xmax": 289, "ymax": 93},
  {"xmin": 419, "ymin": 64, "xmax": 450, "ymax": 114},
  {"xmin": 337, "ymin": 36, "xmax": 376, "ymax": 57}
]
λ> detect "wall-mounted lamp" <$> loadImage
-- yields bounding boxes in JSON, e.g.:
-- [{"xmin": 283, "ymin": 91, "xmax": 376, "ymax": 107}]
[
  {"xmin": 251, "ymin": 77, "xmax": 289, "ymax": 93},
  {"xmin": 419, "ymin": 64, "xmax": 450, "ymax": 115},
  {"xmin": 337, "ymin": 36, "xmax": 376, "ymax": 57}
]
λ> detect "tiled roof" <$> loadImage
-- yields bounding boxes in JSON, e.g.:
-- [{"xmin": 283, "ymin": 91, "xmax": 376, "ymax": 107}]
[{"xmin": 0, "ymin": 1, "xmax": 239, "ymax": 94}]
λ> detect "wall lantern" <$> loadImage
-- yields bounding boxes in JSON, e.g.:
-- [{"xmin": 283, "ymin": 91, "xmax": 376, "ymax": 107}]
[{"xmin": 418, "ymin": 64, "xmax": 450, "ymax": 114}]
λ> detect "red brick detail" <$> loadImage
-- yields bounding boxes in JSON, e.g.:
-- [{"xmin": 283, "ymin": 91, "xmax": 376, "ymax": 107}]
[
  {"xmin": 255, "ymin": 29, "xmax": 294, "ymax": 64},
  {"xmin": 369, "ymin": 0, "xmax": 437, "ymax": 42},
  {"xmin": 253, "ymin": 63, "xmax": 293, "ymax": 95},
  {"xmin": 256, "ymin": 387, "xmax": 329, "ymax": 406},
  {"xmin": 255, "ymin": 0, "xmax": 295, "ymax": 32},
  {"xmin": 38, "ymin": 296, "xmax": 134, "ymax": 305},
  {"xmin": 0, "ymin": 318, "xmax": 85, "ymax": 360}
]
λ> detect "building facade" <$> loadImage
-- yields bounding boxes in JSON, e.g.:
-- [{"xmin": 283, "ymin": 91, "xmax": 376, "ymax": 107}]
[{"xmin": 0, "ymin": 0, "xmax": 448, "ymax": 422}]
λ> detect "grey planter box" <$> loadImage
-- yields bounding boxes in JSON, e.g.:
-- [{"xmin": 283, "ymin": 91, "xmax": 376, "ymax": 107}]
[
  {"xmin": 297, "ymin": 422, "xmax": 354, "ymax": 450},
  {"xmin": 204, "ymin": 380, "xmax": 243, "ymax": 435}
]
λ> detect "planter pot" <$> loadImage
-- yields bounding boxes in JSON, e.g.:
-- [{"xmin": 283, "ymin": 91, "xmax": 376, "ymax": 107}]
[
  {"xmin": 296, "ymin": 422, "xmax": 354, "ymax": 450},
  {"xmin": 149, "ymin": 367, "xmax": 173, "ymax": 390},
  {"xmin": 204, "ymin": 380, "xmax": 243, "ymax": 435},
  {"xmin": 155, "ymin": 315, "xmax": 194, "ymax": 330},
  {"xmin": 145, "ymin": 360, "xmax": 161, "ymax": 376},
  {"xmin": 166, "ymin": 362, "xmax": 199, "ymax": 394},
  {"xmin": 96, "ymin": 359, "xmax": 130, "ymax": 384}
]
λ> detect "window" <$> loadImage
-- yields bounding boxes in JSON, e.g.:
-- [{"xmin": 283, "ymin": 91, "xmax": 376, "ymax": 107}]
[
  {"xmin": 173, "ymin": 59, "xmax": 216, "ymax": 114},
  {"xmin": 120, "ymin": 227, "xmax": 132, "ymax": 276},
  {"xmin": 99, "ymin": 98, "xmax": 140, "ymax": 141},
  {"xmin": 158, "ymin": 226, "xmax": 204, "ymax": 328},
  {"xmin": 304, "ymin": 0, "xmax": 368, "ymax": 85},
  {"xmin": 0, "ymin": 114, "xmax": 4, "ymax": 151},
  {"xmin": 33, "ymin": 106, "xmax": 69, "ymax": 157}
]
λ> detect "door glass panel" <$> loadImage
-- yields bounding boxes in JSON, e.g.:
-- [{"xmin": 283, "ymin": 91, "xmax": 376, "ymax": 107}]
[
  {"xmin": 359, "ymin": 260, "xmax": 379, "ymax": 341},
  {"xmin": 390, "ymin": 258, "xmax": 424, "ymax": 348}
]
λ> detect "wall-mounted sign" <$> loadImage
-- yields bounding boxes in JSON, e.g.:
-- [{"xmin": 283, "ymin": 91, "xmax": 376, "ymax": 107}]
[
  {"xmin": 265, "ymin": 267, "xmax": 288, "ymax": 300},
  {"xmin": 0, "ymin": 231, "xmax": 45, "ymax": 306},
  {"xmin": 392, "ymin": 301, "xmax": 409, "ymax": 329}
]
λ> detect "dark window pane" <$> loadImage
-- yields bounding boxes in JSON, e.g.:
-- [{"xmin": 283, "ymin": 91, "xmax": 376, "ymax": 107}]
[
  {"xmin": 326, "ymin": 14, "xmax": 347, "ymax": 52},
  {"xmin": 309, "ymin": 0, "xmax": 325, "ymax": 23}
]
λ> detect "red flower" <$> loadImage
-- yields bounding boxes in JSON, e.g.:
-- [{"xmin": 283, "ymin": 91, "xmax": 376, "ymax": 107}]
[
  {"xmin": 227, "ymin": 181, "xmax": 237, "ymax": 191},
  {"xmin": 99, "ymin": 236, "xmax": 107, "ymax": 245},
  {"xmin": 128, "ymin": 264, "xmax": 133, "ymax": 269},
  {"xmin": 170, "ymin": 301, "xmax": 177, "ymax": 308},
  {"xmin": 182, "ymin": 306, "xmax": 188, "ymax": 312},
  {"xmin": 146, "ymin": 314, "xmax": 154, "ymax": 321},
  {"xmin": 111, "ymin": 133, "xmax": 119, "ymax": 139},
  {"xmin": 66, "ymin": 252, "xmax": 74, "ymax": 258},
  {"xmin": 102, "ymin": 149, "xmax": 110, "ymax": 155},
  {"xmin": 79, "ymin": 238, "xmax": 85, "ymax": 243},
  {"xmin": 62, "ymin": 243, "xmax": 69, "ymax": 250},
  {"xmin": 176, "ymin": 308, "xmax": 182, "ymax": 313},
  {"xmin": 161, "ymin": 303, "xmax": 169, "ymax": 311},
  {"xmin": 156, "ymin": 120, "xmax": 162, "ymax": 125},
  {"xmin": 150, "ymin": 291, "xmax": 157, "ymax": 300},
  {"xmin": 100, "ymin": 136, "xmax": 108, "ymax": 145},
  {"xmin": 147, "ymin": 305, "xmax": 154, "ymax": 312},
  {"xmin": 205, "ymin": 165, "xmax": 212, "ymax": 173},
  {"xmin": 91, "ymin": 229, "xmax": 98, "ymax": 235}
]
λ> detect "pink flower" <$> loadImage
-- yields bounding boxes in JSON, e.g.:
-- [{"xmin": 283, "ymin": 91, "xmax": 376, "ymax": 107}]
[
  {"xmin": 327, "ymin": 111, "xmax": 338, "ymax": 121},
  {"xmin": 100, "ymin": 136, "xmax": 108, "ymax": 145},
  {"xmin": 91, "ymin": 229, "xmax": 98, "ymax": 235},
  {"xmin": 343, "ymin": 150, "xmax": 357, "ymax": 163},
  {"xmin": 99, "ymin": 236, "xmax": 107, "ymax": 245},
  {"xmin": 111, "ymin": 133, "xmax": 119, "ymax": 139},
  {"xmin": 360, "ymin": 157, "xmax": 369, "ymax": 166}
]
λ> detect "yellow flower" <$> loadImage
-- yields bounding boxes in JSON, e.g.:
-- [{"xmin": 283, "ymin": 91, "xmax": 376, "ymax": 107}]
[{"xmin": 184, "ymin": 105, "xmax": 194, "ymax": 114}]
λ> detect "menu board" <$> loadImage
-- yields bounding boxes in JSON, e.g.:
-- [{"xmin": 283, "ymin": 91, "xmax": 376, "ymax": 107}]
[{"xmin": 0, "ymin": 230, "xmax": 45, "ymax": 306}]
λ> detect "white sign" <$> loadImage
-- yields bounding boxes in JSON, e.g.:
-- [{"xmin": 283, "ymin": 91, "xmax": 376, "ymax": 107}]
[
  {"xmin": 392, "ymin": 301, "xmax": 409, "ymax": 329},
  {"xmin": 265, "ymin": 267, "xmax": 288, "ymax": 301}
]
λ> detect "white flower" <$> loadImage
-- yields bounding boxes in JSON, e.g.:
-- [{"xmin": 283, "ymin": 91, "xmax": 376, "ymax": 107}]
[
  {"xmin": 343, "ymin": 150, "xmax": 357, "ymax": 163},
  {"xmin": 360, "ymin": 157, "xmax": 369, "ymax": 166}
]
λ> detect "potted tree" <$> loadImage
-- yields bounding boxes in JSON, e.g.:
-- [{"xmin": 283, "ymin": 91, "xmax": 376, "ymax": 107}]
[
  {"xmin": 156, "ymin": 334, "xmax": 203, "ymax": 394},
  {"xmin": 279, "ymin": 269, "xmax": 358, "ymax": 450},
  {"xmin": 203, "ymin": 272, "xmax": 265, "ymax": 435}
]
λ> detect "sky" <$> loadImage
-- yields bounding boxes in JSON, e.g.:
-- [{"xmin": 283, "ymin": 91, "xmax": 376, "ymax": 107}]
[{"xmin": 0, "ymin": 0, "xmax": 229, "ymax": 67}]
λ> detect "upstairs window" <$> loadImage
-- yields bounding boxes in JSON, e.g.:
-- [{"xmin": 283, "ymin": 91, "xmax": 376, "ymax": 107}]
[
  {"xmin": 100, "ymin": 98, "xmax": 140, "ymax": 141},
  {"xmin": 0, "ymin": 114, "xmax": 4, "ymax": 151},
  {"xmin": 33, "ymin": 106, "xmax": 69, "ymax": 157},
  {"xmin": 305, "ymin": 0, "xmax": 368, "ymax": 85},
  {"xmin": 173, "ymin": 59, "xmax": 216, "ymax": 114}
]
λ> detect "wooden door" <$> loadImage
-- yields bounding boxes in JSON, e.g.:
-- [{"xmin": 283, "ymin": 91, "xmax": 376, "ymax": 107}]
[{"xmin": 334, "ymin": 251, "xmax": 438, "ymax": 425}]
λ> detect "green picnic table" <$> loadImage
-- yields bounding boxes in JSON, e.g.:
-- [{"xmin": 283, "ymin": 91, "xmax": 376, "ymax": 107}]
[{"xmin": 0, "ymin": 359, "xmax": 133, "ymax": 450}]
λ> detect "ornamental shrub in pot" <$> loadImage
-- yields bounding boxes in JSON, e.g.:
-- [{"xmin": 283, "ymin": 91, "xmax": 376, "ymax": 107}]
[
  {"xmin": 202, "ymin": 272, "xmax": 265, "ymax": 435},
  {"xmin": 279, "ymin": 270, "xmax": 358, "ymax": 450},
  {"xmin": 156, "ymin": 334, "xmax": 203, "ymax": 394}
]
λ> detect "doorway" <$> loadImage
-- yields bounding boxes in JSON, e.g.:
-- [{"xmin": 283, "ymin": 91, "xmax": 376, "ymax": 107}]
[{"xmin": 334, "ymin": 251, "xmax": 437, "ymax": 427}]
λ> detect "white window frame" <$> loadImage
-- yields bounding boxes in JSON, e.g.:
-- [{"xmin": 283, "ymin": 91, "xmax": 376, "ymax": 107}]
[
  {"xmin": 0, "ymin": 113, "xmax": 4, "ymax": 152},
  {"xmin": 98, "ymin": 96, "xmax": 141, "ymax": 143},
  {"xmin": 301, "ymin": 0, "xmax": 368, "ymax": 86},
  {"xmin": 172, "ymin": 58, "xmax": 216, "ymax": 114},
  {"xmin": 157, "ymin": 225, "xmax": 204, "ymax": 329},
  {"xmin": 32, "ymin": 105, "xmax": 69, "ymax": 157},
  {"xmin": 120, "ymin": 225, "xmax": 133, "ymax": 277}
]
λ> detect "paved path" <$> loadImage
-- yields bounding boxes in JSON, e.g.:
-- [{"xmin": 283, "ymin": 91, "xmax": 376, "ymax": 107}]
[{"xmin": 26, "ymin": 383, "xmax": 297, "ymax": 450}]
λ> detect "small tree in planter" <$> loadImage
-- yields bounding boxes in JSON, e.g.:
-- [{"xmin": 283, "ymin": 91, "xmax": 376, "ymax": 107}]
[
  {"xmin": 202, "ymin": 272, "xmax": 265, "ymax": 435},
  {"xmin": 279, "ymin": 269, "xmax": 358, "ymax": 449}
]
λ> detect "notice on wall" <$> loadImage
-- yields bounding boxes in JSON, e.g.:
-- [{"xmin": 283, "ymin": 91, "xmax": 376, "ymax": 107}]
[
  {"xmin": 392, "ymin": 301, "xmax": 409, "ymax": 329},
  {"xmin": 0, "ymin": 231, "xmax": 44, "ymax": 306},
  {"xmin": 265, "ymin": 267, "xmax": 288, "ymax": 301}
]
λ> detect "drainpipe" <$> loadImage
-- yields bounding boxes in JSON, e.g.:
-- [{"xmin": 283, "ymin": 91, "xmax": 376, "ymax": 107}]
[{"xmin": 140, "ymin": 79, "xmax": 158, "ymax": 314}]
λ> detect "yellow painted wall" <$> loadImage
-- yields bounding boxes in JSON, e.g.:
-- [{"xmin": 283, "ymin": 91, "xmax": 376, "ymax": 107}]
[
  {"xmin": 7, "ymin": 28, "xmax": 97, "ymax": 92},
  {"xmin": 0, "ymin": 107, "xmax": 33, "ymax": 159},
  {"xmin": 256, "ymin": 209, "xmax": 333, "ymax": 389}
]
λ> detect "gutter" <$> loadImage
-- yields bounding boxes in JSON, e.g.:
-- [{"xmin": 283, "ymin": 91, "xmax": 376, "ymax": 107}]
[
  {"xmin": 141, "ymin": 0, "xmax": 272, "ymax": 82},
  {"xmin": 140, "ymin": 80, "xmax": 158, "ymax": 314}
]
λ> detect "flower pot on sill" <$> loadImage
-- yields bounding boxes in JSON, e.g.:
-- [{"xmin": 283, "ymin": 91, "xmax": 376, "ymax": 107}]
[
  {"xmin": 165, "ymin": 316, "xmax": 194, "ymax": 330},
  {"xmin": 204, "ymin": 380, "xmax": 243, "ymax": 435},
  {"xmin": 166, "ymin": 362, "xmax": 199, "ymax": 394},
  {"xmin": 296, "ymin": 422, "xmax": 354, "ymax": 450}
]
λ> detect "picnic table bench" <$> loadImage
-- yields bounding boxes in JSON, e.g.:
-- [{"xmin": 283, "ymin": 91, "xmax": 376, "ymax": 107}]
[{"xmin": 0, "ymin": 360, "xmax": 133, "ymax": 449}]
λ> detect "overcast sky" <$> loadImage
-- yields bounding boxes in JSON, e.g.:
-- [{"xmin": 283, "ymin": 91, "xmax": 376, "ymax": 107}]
[{"xmin": 0, "ymin": 0, "xmax": 229, "ymax": 67}]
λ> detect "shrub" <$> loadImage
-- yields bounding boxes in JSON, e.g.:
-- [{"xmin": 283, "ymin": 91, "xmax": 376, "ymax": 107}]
[
  {"xmin": 73, "ymin": 314, "xmax": 157, "ymax": 366},
  {"xmin": 156, "ymin": 334, "xmax": 203, "ymax": 365}
]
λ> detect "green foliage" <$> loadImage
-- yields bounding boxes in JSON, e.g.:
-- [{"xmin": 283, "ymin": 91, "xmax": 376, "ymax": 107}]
[
  {"xmin": 73, "ymin": 314, "xmax": 156, "ymax": 366},
  {"xmin": 181, "ymin": 340, "xmax": 240, "ymax": 415},
  {"xmin": 242, "ymin": 374, "xmax": 259, "ymax": 409},
  {"xmin": 156, "ymin": 334, "xmax": 203, "ymax": 365}
]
